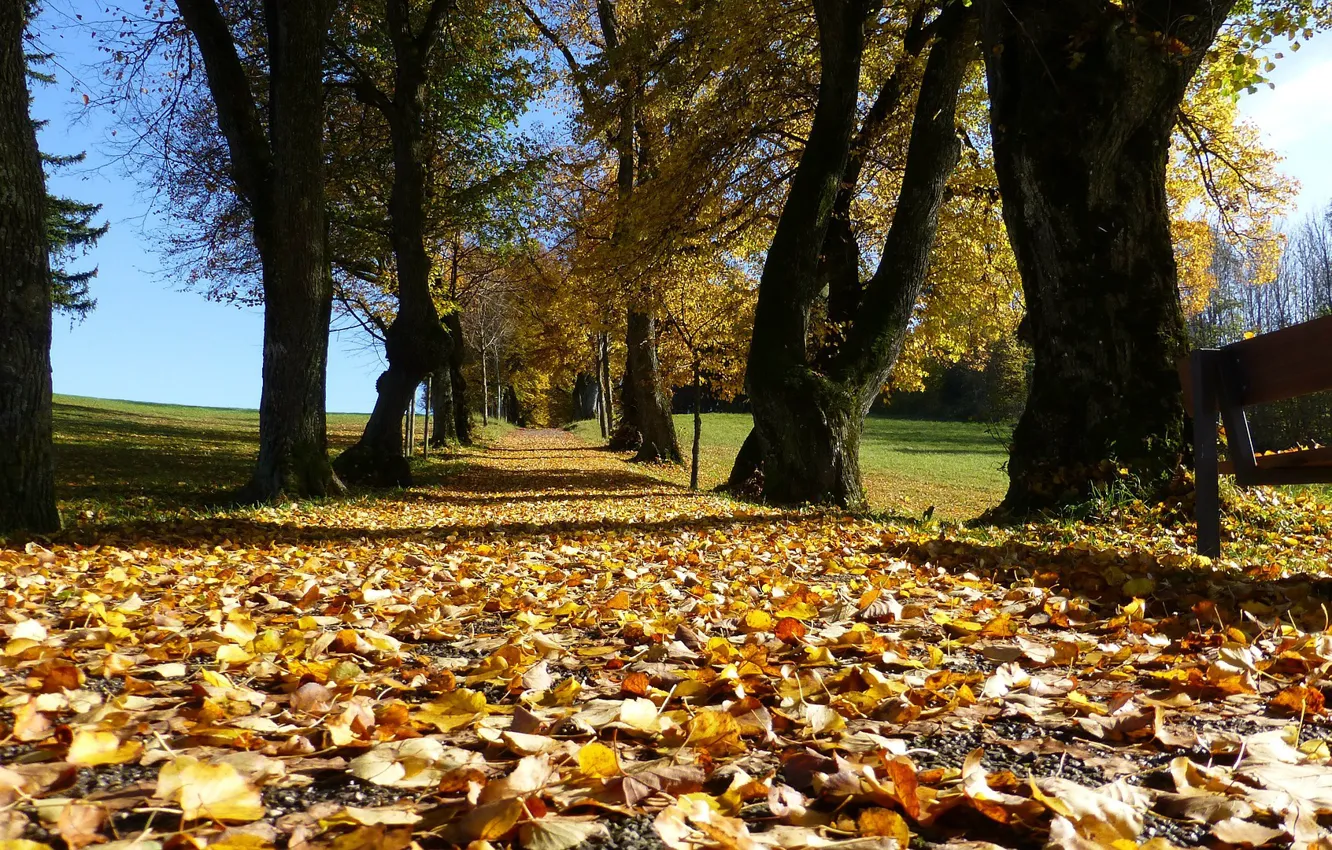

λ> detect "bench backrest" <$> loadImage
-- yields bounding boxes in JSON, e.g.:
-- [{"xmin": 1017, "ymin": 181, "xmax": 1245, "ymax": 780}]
[{"xmin": 1180, "ymin": 314, "xmax": 1332, "ymax": 416}]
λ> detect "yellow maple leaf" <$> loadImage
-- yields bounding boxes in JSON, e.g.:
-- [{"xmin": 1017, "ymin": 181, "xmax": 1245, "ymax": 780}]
[
  {"xmin": 66, "ymin": 730, "xmax": 142, "ymax": 767},
  {"xmin": 156, "ymin": 756, "xmax": 265, "ymax": 822}
]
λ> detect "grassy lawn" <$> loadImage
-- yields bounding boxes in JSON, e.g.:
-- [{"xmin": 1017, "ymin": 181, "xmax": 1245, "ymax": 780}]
[
  {"xmin": 51, "ymin": 395, "xmax": 506, "ymax": 527},
  {"xmin": 570, "ymin": 412, "xmax": 1009, "ymax": 519}
]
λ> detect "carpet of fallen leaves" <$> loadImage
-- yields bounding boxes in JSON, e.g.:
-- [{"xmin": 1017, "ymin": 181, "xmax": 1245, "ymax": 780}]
[{"xmin": 3, "ymin": 429, "xmax": 1332, "ymax": 850}]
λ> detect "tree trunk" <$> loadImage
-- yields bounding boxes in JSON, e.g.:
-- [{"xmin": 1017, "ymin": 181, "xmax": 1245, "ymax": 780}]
[
  {"xmin": 573, "ymin": 372, "xmax": 600, "ymax": 420},
  {"xmin": 982, "ymin": 0, "xmax": 1235, "ymax": 512},
  {"xmin": 446, "ymin": 311, "xmax": 472, "ymax": 445},
  {"xmin": 178, "ymin": 0, "xmax": 339, "ymax": 501},
  {"xmin": 625, "ymin": 309, "xmax": 681, "ymax": 462},
  {"xmin": 608, "ymin": 359, "xmax": 639, "ymax": 450},
  {"xmin": 481, "ymin": 351, "xmax": 490, "ymax": 427},
  {"xmin": 740, "ymin": 0, "xmax": 872, "ymax": 504},
  {"xmin": 431, "ymin": 365, "xmax": 457, "ymax": 445},
  {"xmin": 690, "ymin": 359, "xmax": 701, "ymax": 490},
  {"xmin": 741, "ymin": 0, "xmax": 973, "ymax": 505},
  {"xmin": 333, "ymin": 0, "xmax": 452, "ymax": 486},
  {"xmin": 0, "ymin": 3, "xmax": 60, "ymax": 533},
  {"xmin": 597, "ymin": 332, "xmax": 611, "ymax": 438},
  {"xmin": 724, "ymin": 427, "xmax": 765, "ymax": 494}
]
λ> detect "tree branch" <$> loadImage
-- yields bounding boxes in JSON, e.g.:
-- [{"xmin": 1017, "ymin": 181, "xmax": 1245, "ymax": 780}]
[
  {"xmin": 174, "ymin": 0, "xmax": 270, "ymax": 209},
  {"xmin": 517, "ymin": 0, "xmax": 594, "ymax": 109}
]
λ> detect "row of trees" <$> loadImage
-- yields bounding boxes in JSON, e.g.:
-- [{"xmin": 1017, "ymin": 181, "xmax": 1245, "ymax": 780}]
[
  {"xmin": 509, "ymin": 0, "xmax": 1321, "ymax": 511},
  {"xmin": 2, "ymin": 0, "xmax": 1328, "ymax": 532}
]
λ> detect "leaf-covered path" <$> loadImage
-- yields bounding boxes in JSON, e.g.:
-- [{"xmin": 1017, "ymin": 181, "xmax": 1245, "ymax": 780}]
[{"xmin": 4, "ymin": 428, "xmax": 1332, "ymax": 850}]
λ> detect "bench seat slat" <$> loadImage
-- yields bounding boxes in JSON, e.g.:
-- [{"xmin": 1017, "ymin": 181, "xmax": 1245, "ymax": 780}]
[
  {"xmin": 1225, "ymin": 315, "xmax": 1332, "ymax": 407},
  {"xmin": 1251, "ymin": 445, "xmax": 1332, "ymax": 469}
]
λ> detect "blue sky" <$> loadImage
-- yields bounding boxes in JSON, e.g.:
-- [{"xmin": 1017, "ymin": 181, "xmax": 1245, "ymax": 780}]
[{"xmin": 29, "ymin": 14, "xmax": 1332, "ymax": 414}]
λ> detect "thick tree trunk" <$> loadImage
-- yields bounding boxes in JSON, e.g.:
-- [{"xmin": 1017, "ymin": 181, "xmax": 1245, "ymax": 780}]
[
  {"xmin": 246, "ymin": 6, "xmax": 338, "ymax": 500},
  {"xmin": 741, "ymin": 0, "xmax": 973, "ymax": 505},
  {"xmin": 573, "ymin": 372, "xmax": 600, "ymax": 420},
  {"xmin": 178, "ymin": 0, "xmax": 339, "ymax": 501},
  {"xmin": 249, "ymin": 260, "xmax": 338, "ymax": 499},
  {"xmin": 446, "ymin": 312, "xmax": 472, "ymax": 445},
  {"xmin": 0, "ymin": 4, "xmax": 60, "ymax": 534},
  {"xmin": 625, "ymin": 309, "xmax": 681, "ymax": 462},
  {"xmin": 982, "ymin": 0, "xmax": 1235, "ymax": 512},
  {"xmin": 335, "ymin": 315, "xmax": 448, "ymax": 486},
  {"xmin": 724, "ymin": 427, "xmax": 764, "ymax": 494},
  {"xmin": 762, "ymin": 384, "xmax": 865, "ymax": 504},
  {"xmin": 608, "ymin": 361, "xmax": 639, "ymax": 450},
  {"xmin": 741, "ymin": 0, "xmax": 872, "ymax": 504},
  {"xmin": 334, "ymin": 0, "xmax": 453, "ymax": 486}
]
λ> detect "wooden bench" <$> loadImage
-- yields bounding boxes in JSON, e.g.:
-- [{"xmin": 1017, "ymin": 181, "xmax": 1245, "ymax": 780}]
[{"xmin": 1180, "ymin": 315, "xmax": 1332, "ymax": 557}]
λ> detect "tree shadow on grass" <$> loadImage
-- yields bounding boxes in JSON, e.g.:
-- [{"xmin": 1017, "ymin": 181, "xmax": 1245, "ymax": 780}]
[
  {"xmin": 428, "ymin": 464, "xmax": 680, "ymax": 498},
  {"xmin": 53, "ymin": 507, "xmax": 796, "ymax": 550}
]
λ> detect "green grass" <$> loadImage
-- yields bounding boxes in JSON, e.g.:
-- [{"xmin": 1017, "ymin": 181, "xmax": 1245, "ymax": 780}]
[
  {"xmin": 570, "ymin": 412, "xmax": 1009, "ymax": 519},
  {"xmin": 50, "ymin": 395, "xmax": 504, "ymax": 528}
]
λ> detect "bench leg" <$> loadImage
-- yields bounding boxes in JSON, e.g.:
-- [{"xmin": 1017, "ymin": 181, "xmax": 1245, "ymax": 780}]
[{"xmin": 1191, "ymin": 350, "xmax": 1221, "ymax": 558}]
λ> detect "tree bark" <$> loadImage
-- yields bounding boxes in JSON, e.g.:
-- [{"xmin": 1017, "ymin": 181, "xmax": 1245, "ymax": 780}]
[
  {"xmin": 573, "ymin": 372, "xmax": 600, "ymax": 420},
  {"xmin": 597, "ymin": 332, "xmax": 612, "ymax": 438},
  {"xmin": 724, "ymin": 427, "xmax": 765, "ymax": 494},
  {"xmin": 982, "ymin": 0, "xmax": 1235, "ymax": 512},
  {"xmin": 593, "ymin": 0, "xmax": 681, "ymax": 464},
  {"xmin": 481, "ymin": 350, "xmax": 490, "ymax": 427},
  {"xmin": 608, "ymin": 358, "xmax": 639, "ymax": 450},
  {"xmin": 445, "ymin": 310, "xmax": 472, "ymax": 445},
  {"xmin": 178, "ymin": 0, "xmax": 339, "ymax": 501},
  {"xmin": 431, "ymin": 365, "xmax": 457, "ymax": 445},
  {"xmin": 0, "ymin": 3, "xmax": 61, "ymax": 533},
  {"xmin": 690, "ymin": 359, "xmax": 702, "ymax": 490},
  {"xmin": 334, "ymin": 0, "xmax": 453, "ymax": 486},
  {"xmin": 739, "ymin": 0, "xmax": 974, "ymax": 505},
  {"xmin": 624, "ymin": 309, "xmax": 681, "ymax": 462}
]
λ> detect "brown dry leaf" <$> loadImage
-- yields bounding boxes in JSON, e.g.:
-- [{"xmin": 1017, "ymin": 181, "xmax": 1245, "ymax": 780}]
[
  {"xmin": 1270, "ymin": 684, "xmax": 1325, "ymax": 717},
  {"xmin": 1209, "ymin": 817, "xmax": 1286, "ymax": 846},
  {"xmin": 54, "ymin": 804, "xmax": 107, "ymax": 850},
  {"xmin": 290, "ymin": 682, "xmax": 335, "ymax": 713},
  {"xmin": 621, "ymin": 671, "xmax": 651, "ymax": 696},
  {"xmin": 857, "ymin": 807, "xmax": 909, "ymax": 843},
  {"xmin": 960, "ymin": 749, "xmax": 1044, "ymax": 824},
  {"xmin": 413, "ymin": 689, "xmax": 488, "ymax": 732},
  {"xmin": 481, "ymin": 754, "xmax": 558, "ymax": 801},
  {"xmin": 775, "ymin": 618, "xmax": 807, "ymax": 644},
  {"xmin": 339, "ymin": 807, "xmax": 422, "ymax": 827}
]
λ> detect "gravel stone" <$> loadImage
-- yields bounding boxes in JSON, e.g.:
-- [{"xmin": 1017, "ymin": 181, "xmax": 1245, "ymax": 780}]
[
  {"xmin": 262, "ymin": 774, "xmax": 422, "ymax": 817},
  {"xmin": 71, "ymin": 762, "xmax": 160, "ymax": 797},
  {"xmin": 1141, "ymin": 813, "xmax": 1209, "ymax": 848},
  {"xmin": 578, "ymin": 816, "xmax": 666, "ymax": 850}
]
